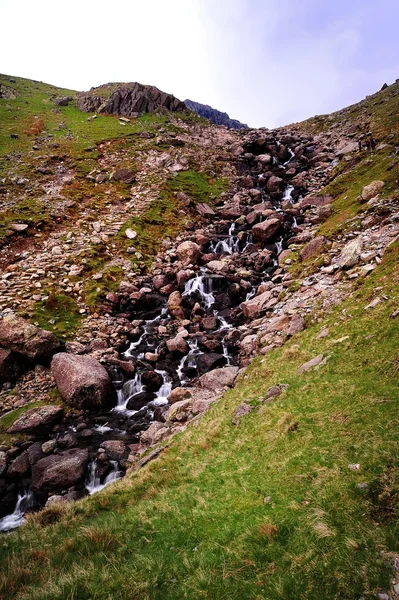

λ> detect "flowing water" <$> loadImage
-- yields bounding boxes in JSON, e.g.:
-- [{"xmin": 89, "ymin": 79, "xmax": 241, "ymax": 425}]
[{"xmin": 0, "ymin": 490, "xmax": 34, "ymax": 532}]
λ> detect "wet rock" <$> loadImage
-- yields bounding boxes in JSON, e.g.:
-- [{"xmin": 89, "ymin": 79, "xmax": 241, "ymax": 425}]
[
  {"xmin": 126, "ymin": 391, "xmax": 156, "ymax": 410},
  {"xmin": 241, "ymin": 290, "xmax": 272, "ymax": 319},
  {"xmin": 197, "ymin": 353, "xmax": 226, "ymax": 375},
  {"xmin": 361, "ymin": 180, "xmax": 384, "ymax": 202},
  {"xmin": 252, "ymin": 218, "xmax": 282, "ymax": 243},
  {"xmin": 0, "ymin": 313, "xmax": 61, "ymax": 361},
  {"xmin": 51, "ymin": 353, "xmax": 117, "ymax": 410},
  {"xmin": 31, "ymin": 448, "xmax": 89, "ymax": 494},
  {"xmin": 300, "ymin": 236, "xmax": 326, "ymax": 261},
  {"xmin": 101, "ymin": 440, "xmax": 127, "ymax": 461},
  {"xmin": 176, "ymin": 241, "xmax": 201, "ymax": 266},
  {"xmin": 199, "ymin": 366, "xmax": 239, "ymax": 390},
  {"xmin": 7, "ymin": 451, "xmax": 30, "ymax": 478},
  {"xmin": 337, "ymin": 238, "xmax": 362, "ymax": 269},
  {"xmin": 7, "ymin": 405, "xmax": 64, "ymax": 434},
  {"xmin": 168, "ymin": 387, "xmax": 192, "ymax": 404},
  {"xmin": 141, "ymin": 370, "xmax": 163, "ymax": 391},
  {"xmin": 232, "ymin": 402, "xmax": 254, "ymax": 425},
  {"xmin": 166, "ymin": 336, "xmax": 189, "ymax": 355},
  {"xmin": 201, "ymin": 315, "xmax": 218, "ymax": 330}
]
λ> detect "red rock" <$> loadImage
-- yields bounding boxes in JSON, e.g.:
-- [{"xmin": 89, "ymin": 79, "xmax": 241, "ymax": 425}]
[
  {"xmin": 51, "ymin": 353, "xmax": 117, "ymax": 410},
  {"xmin": 31, "ymin": 448, "xmax": 89, "ymax": 494},
  {"xmin": 0, "ymin": 314, "xmax": 61, "ymax": 361},
  {"xmin": 300, "ymin": 236, "xmax": 326, "ymax": 261},
  {"xmin": 252, "ymin": 219, "xmax": 282, "ymax": 243},
  {"xmin": 176, "ymin": 241, "xmax": 201, "ymax": 266},
  {"xmin": 7, "ymin": 405, "xmax": 64, "ymax": 434}
]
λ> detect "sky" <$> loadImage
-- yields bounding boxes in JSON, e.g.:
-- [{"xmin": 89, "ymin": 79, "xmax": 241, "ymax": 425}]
[{"xmin": 1, "ymin": 0, "xmax": 398, "ymax": 128}]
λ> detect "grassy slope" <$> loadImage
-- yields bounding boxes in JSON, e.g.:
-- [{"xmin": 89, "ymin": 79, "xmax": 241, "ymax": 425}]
[{"xmin": 0, "ymin": 252, "xmax": 397, "ymax": 600}]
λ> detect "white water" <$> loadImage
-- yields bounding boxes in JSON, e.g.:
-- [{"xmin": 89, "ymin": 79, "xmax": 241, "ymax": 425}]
[
  {"xmin": 282, "ymin": 184, "xmax": 295, "ymax": 203},
  {"xmin": 123, "ymin": 308, "xmax": 168, "ymax": 358},
  {"xmin": 113, "ymin": 374, "xmax": 143, "ymax": 414},
  {"xmin": 86, "ymin": 460, "xmax": 123, "ymax": 495},
  {"xmin": 93, "ymin": 424, "xmax": 113, "ymax": 434},
  {"xmin": 183, "ymin": 272, "xmax": 215, "ymax": 308},
  {"xmin": 0, "ymin": 490, "xmax": 34, "ymax": 533},
  {"xmin": 177, "ymin": 338, "xmax": 200, "ymax": 383},
  {"xmin": 243, "ymin": 234, "xmax": 254, "ymax": 252},
  {"xmin": 152, "ymin": 370, "xmax": 172, "ymax": 405},
  {"xmin": 275, "ymin": 236, "xmax": 283, "ymax": 254},
  {"xmin": 283, "ymin": 148, "xmax": 295, "ymax": 166}
]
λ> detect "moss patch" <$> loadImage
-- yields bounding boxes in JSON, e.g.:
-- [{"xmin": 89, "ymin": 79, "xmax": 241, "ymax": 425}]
[{"xmin": 32, "ymin": 292, "xmax": 82, "ymax": 340}]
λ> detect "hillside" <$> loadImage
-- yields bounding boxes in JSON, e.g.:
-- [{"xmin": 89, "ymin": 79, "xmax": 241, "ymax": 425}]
[{"xmin": 0, "ymin": 74, "xmax": 398, "ymax": 600}]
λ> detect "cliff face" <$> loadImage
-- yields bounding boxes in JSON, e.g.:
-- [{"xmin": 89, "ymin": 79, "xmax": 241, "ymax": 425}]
[
  {"xmin": 77, "ymin": 82, "xmax": 187, "ymax": 116},
  {"xmin": 184, "ymin": 98, "xmax": 248, "ymax": 129}
]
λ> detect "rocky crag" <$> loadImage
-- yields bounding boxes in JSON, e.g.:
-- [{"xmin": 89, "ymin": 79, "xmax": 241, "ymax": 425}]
[
  {"xmin": 0, "ymin": 74, "xmax": 398, "ymax": 599},
  {"xmin": 185, "ymin": 98, "xmax": 248, "ymax": 129}
]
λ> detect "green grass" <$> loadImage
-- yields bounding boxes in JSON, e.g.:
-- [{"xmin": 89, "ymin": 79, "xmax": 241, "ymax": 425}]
[
  {"xmin": 82, "ymin": 266, "xmax": 124, "ymax": 310},
  {"xmin": 0, "ymin": 243, "xmax": 397, "ymax": 600},
  {"xmin": 31, "ymin": 292, "xmax": 82, "ymax": 340}
]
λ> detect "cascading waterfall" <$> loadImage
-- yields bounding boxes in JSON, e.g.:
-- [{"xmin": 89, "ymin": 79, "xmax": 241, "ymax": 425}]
[
  {"xmin": 0, "ymin": 490, "xmax": 34, "ymax": 532},
  {"xmin": 86, "ymin": 460, "xmax": 122, "ymax": 495},
  {"xmin": 282, "ymin": 184, "xmax": 295, "ymax": 202},
  {"xmin": 183, "ymin": 271, "xmax": 215, "ymax": 308}
]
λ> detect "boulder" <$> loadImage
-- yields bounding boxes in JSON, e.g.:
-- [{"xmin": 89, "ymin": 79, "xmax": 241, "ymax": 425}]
[
  {"xmin": 126, "ymin": 391, "xmax": 156, "ymax": 410},
  {"xmin": 153, "ymin": 274, "xmax": 169, "ymax": 289},
  {"xmin": 166, "ymin": 336, "xmax": 189, "ymax": 355},
  {"xmin": 0, "ymin": 349, "xmax": 26, "ymax": 384},
  {"xmin": 0, "ymin": 451, "xmax": 7, "ymax": 476},
  {"xmin": 51, "ymin": 353, "xmax": 117, "ymax": 410},
  {"xmin": 300, "ymin": 236, "xmax": 325, "ymax": 261},
  {"xmin": 252, "ymin": 219, "xmax": 282, "ymax": 243},
  {"xmin": 101, "ymin": 440, "xmax": 127, "ymax": 461},
  {"xmin": 140, "ymin": 422, "xmax": 168, "ymax": 445},
  {"xmin": 176, "ymin": 241, "xmax": 201, "ymax": 266},
  {"xmin": 141, "ymin": 370, "xmax": 163, "ymax": 391},
  {"xmin": 166, "ymin": 399, "xmax": 192, "ymax": 423},
  {"xmin": 7, "ymin": 451, "xmax": 30, "ymax": 478},
  {"xmin": 337, "ymin": 238, "xmax": 362, "ymax": 269},
  {"xmin": 7, "ymin": 405, "xmax": 64, "ymax": 434},
  {"xmin": 167, "ymin": 291, "xmax": 185, "ymax": 320},
  {"xmin": 232, "ymin": 402, "xmax": 254, "ymax": 425},
  {"xmin": 266, "ymin": 176, "xmax": 283, "ymax": 193},
  {"xmin": 199, "ymin": 366, "xmax": 239, "ymax": 390},
  {"xmin": 241, "ymin": 290, "xmax": 272, "ymax": 319},
  {"xmin": 0, "ymin": 314, "xmax": 61, "ymax": 361},
  {"xmin": 31, "ymin": 448, "xmax": 89, "ymax": 494},
  {"xmin": 168, "ymin": 387, "xmax": 192, "ymax": 404},
  {"xmin": 361, "ymin": 180, "xmax": 384, "ymax": 202},
  {"xmin": 197, "ymin": 353, "xmax": 226, "ymax": 375}
]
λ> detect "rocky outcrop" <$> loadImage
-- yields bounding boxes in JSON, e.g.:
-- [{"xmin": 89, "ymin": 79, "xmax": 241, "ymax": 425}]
[
  {"xmin": 252, "ymin": 219, "xmax": 282, "ymax": 243},
  {"xmin": 0, "ymin": 314, "xmax": 61, "ymax": 361},
  {"xmin": 31, "ymin": 448, "xmax": 89, "ymax": 494},
  {"xmin": 77, "ymin": 82, "xmax": 186, "ymax": 117},
  {"xmin": 184, "ymin": 99, "xmax": 248, "ymax": 130},
  {"xmin": 51, "ymin": 353, "xmax": 117, "ymax": 410}
]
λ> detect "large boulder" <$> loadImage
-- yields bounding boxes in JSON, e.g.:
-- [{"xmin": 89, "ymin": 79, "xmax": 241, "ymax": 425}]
[
  {"xmin": 337, "ymin": 238, "xmax": 362, "ymax": 269},
  {"xmin": 241, "ymin": 290, "xmax": 273, "ymax": 319},
  {"xmin": 252, "ymin": 218, "xmax": 282, "ymax": 243},
  {"xmin": 51, "ymin": 353, "xmax": 117, "ymax": 410},
  {"xmin": 7, "ymin": 405, "xmax": 64, "ymax": 434},
  {"xmin": 176, "ymin": 241, "xmax": 201, "ymax": 266},
  {"xmin": 266, "ymin": 176, "xmax": 283, "ymax": 193},
  {"xmin": 31, "ymin": 448, "xmax": 89, "ymax": 494},
  {"xmin": 167, "ymin": 291, "xmax": 185, "ymax": 320},
  {"xmin": 0, "ymin": 314, "xmax": 61, "ymax": 361},
  {"xmin": 361, "ymin": 180, "xmax": 384, "ymax": 202},
  {"xmin": 198, "ymin": 366, "xmax": 239, "ymax": 390}
]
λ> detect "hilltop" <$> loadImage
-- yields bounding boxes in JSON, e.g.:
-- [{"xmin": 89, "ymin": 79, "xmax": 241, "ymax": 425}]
[
  {"xmin": 0, "ymin": 74, "xmax": 398, "ymax": 600},
  {"xmin": 184, "ymin": 98, "xmax": 248, "ymax": 129}
]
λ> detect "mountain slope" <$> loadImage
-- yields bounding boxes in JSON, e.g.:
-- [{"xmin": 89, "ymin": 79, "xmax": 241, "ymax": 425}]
[
  {"xmin": 185, "ymin": 98, "xmax": 248, "ymax": 129},
  {"xmin": 0, "ymin": 76, "xmax": 398, "ymax": 600}
]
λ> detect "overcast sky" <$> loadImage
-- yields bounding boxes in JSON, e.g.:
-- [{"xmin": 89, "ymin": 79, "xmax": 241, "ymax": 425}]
[{"xmin": 1, "ymin": 0, "xmax": 398, "ymax": 127}]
